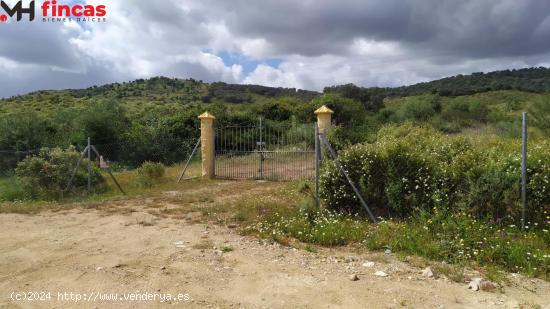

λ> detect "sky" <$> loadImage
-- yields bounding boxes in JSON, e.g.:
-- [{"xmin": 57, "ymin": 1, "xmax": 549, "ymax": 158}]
[{"xmin": 1, "ymin": 0, "xmax": 550, "ymax": 97}]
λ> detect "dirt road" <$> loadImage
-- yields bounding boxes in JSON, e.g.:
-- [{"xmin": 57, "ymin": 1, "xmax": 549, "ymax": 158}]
[{"xmin": 0, "ymin": 182, "xmax": 548, "ymax": 308}]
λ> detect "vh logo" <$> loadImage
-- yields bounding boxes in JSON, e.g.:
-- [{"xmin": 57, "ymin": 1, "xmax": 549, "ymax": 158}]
[{"xmin": 1, "ymin": 1, "xmax": 35, "ymax": 22}]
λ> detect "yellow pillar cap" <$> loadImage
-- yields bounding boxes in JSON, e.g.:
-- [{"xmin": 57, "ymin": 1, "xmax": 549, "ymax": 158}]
[
  {"xmin": 198, "ymin": 112, "xmax": 216, "ymax": 119},
  {"xmin": 314, "ymin": 105, "xmax": 334, "ymax": 115}
]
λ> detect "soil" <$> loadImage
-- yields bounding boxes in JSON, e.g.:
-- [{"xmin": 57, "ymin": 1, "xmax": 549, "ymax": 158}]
[{"xmin": 0, "ymin": 181, "xmax": 548, "ymax": 308}]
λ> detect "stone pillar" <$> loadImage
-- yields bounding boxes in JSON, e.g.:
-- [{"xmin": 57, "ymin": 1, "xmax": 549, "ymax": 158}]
[
  {"xmin": 198, "ymin": 112, "xmax": 215, "ymax": 179},
  {"xmin": 314, "ymin": 105, "xmax": 334, "ymax": 134}
]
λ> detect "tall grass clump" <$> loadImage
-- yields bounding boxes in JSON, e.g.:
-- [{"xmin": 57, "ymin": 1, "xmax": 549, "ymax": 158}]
[{"xmin": 136, "ymin": 161, "xmax": 165, "ymax": 187}]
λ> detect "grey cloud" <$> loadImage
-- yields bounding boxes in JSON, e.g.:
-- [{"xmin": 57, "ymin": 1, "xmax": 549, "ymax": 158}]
[
  {"xmin": 0, "ymin": 64, "xmax": 120, "ymax": 98},
  {"xmin": 2, "ymin": 0, "xmax": 550, "ymax": 97},
  {"xmin": 206, "ymin": 0, "xmax": 550, "ymax": 59},
  {"xmin": 0, "ymin": 22, "xmax": 82, "ymax": 69}
]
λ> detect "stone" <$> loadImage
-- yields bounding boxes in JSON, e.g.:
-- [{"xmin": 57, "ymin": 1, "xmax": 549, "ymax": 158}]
[
  {"xmin": 480, "ymin": 280, "xmax": 497, "ymax": 292},
  {"xmin": 227, "ymin": 224, "xmax": 238, "ymax": 229},
  {"xmin": 384, "ymin": 249, "xmax": 392, "ymax": 255},
  {"xmin": 468, "ymin": 278, "xmax": 482, "ymax": 291},
  {"xmin": 174, "ymin": 241, "xmax": 186, "ymax": 248},
  {"xmin": 422, "ymin": 267, "xmax": 435, "ymax": 278},
  {"xmin": 362, "ymin": 261, "xmax": 375, "ymax": 268},
  {"xmin": 374, "ymin": 271, "xmax": 388, "ymax": 277},
  {"xmin": 349, "ymin": 274, "xmax": 359, "ymax": 281}
]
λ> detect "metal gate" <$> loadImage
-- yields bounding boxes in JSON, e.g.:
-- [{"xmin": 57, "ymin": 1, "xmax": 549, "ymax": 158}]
[{"xmin": 215, "ymin": 119, "xmax": 315, "ymax": 180}]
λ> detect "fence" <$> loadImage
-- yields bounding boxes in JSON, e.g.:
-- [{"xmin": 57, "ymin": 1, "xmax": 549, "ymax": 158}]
[
  {"xmin": 0, "ymin": 134, "xmax": 200, "ymax": 198},
  {"xmin": 0, "ymin": 108, "xmax": 545, "ymax": 228},
  {"xmin": 214, "ymin": 120, "xmax": 316, "ymax": 180}
]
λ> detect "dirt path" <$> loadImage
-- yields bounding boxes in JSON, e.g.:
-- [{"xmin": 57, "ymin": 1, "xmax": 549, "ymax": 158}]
[{"xmin": 0, "ymin": 183, "xmax": 549, "ymax": 308}]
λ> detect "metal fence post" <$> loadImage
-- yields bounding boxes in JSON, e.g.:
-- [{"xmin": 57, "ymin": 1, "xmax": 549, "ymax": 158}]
[
  {"xmin": 259, "ymin": 117, "xmax": 264, "ymax": 180},
  {"xmin": 521, "ymin": 112, "xmax": 528, "ymax": 229},
  {"xmin": 87, "ymin": 137, "xmax": 91, "ymax": 192}
]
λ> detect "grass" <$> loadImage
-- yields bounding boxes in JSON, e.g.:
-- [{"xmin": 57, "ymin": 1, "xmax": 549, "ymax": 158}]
[
  {"xmin": 221, "ymin": 246, "xmax": 234, "ymax": 252},
  {"xmin": 0, "ymin": 176, "xmax": 29, "ymax": 202},
  {"xmin": 238, "ymin": 189, "xmax": 549, "ymax": 280},
  {"xmin": 363, "ymin": 210, "xmax": 549, "ymax": 279},
  {"xmin": 0, "ymin": 162, "xmax": 206, "ymax": 214}
]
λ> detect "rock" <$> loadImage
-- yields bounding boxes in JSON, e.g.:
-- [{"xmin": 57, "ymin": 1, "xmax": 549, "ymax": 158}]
[
  {"xmin": 345, "ymin": 256, "xmax": 356, "ymax": 263},
  {"xmin": 422, "ymin": 267, "xmax": 435, "ymax": 278},
  {"xmin": 468, "ymin": 278, "xmax": 482, "ymax": 291},
  {"xmin": 174, "ymin": 241, "xmax": 186, "ymax": 248},
  {"xmin": 214, "ymin": 250, "xmax": 223, "ymax": 256},
  {"xmin": 160, "ymin": 266, "xmax": 166, "ymax": 270},
  {"xmin": 374, "ymin": 271, "xmax": 388, "ymax": 277},
  {"xmin": 227, "ymin": 223, "xmax": 238, "ymax": 229},
  {"xmin": 362, "ymin": 261, "xmax": 375, "ymax": 268},
  {"xmin": 480, "ymin": 280, "xmax": 497, "ymax": 292},
  {"xmin": 384, "ymin": 249, "xmax": 392, "ymax": 255},
  {"xmin": 468, "ymin": 278, "xmax": 497, "ymax": 292},
  {"xmin": 349, "ymin": 274, "xmax": 359, "ymax": 281}
]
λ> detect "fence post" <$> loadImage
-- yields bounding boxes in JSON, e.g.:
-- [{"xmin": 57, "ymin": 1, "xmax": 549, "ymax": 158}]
[
  {"xmin": 521, "ymin": 112, "xmax": 528, "ymax": 229},
  {"xmin": 314, "ymin": 124, "xmax": 320, "ymax": 208},
  {"xmin": 87, "ymin": 137, "xmax": 91, "ymax": 192},
  {"xmin": 259, "ymin": 117, "xmax": 264, "ymax": 180},
  {"xmin": 198, "ymin": 112, "xmax": 216, "ymax": 179}
]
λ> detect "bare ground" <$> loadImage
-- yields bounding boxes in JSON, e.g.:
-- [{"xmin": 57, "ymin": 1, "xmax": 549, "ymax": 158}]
[{"xmin": 0, "ymin": 180, "xmax": 548, "ymax": 309}]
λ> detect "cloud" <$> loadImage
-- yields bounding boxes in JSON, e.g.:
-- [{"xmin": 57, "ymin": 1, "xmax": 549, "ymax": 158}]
[{"xmin": 2, "ymin": 0, "xmax": 550, "ymax": 97}]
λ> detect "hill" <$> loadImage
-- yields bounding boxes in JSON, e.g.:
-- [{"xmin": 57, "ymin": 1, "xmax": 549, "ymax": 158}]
[
  {"xmin": 0, "ymin": 77, "xmax": 319, "ymax": 115},
  {"xmin": 1, "ymin": 68, "xmax": 549, "ymax": 172}
]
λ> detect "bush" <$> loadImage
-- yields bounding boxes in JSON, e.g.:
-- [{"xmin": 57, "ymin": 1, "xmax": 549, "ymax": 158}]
[
  {"xmin": 320, "ymin": 123, "xmax": 550, "ymax": 225},
  {"xmin": 15, "ymin": 147, "xmax": 104, "ymax": 199},
  {"xmin": 136, "ymin": 161, "xmax": 165, "ymax": 187}
]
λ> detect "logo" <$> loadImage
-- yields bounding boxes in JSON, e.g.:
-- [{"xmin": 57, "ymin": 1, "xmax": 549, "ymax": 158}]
[
  {"xmin": 1, "ymin": 0, "xmax": 107, "ymax": 24},
  {"xmin": 1, "ymin": 1, "xmax": 35, "ymax": 22}
]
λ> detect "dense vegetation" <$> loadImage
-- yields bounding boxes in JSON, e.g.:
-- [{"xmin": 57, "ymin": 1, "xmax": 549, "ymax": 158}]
[
  {"xmin": 321, "ymin": 124, "xmax": 549, "ymax": 225},
  {"xmin": 1, "ymin": 68, "xmax": 550, "ymax": 201},
  {"xmin": 326, "ymin": 67, "xmax": 550, "ymax": 99}
]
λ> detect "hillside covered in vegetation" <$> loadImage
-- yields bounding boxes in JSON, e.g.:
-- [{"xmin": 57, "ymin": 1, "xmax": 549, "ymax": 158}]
[{"xmin": 1, "ymin": 68, "xmax": 550, "ymax": 172}]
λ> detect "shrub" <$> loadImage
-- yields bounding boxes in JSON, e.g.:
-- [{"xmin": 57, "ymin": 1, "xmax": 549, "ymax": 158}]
[
  {"xmin": 320, "ymin": 123, "xmax": 550, "ymax": 225},
  {"xmin": 136, "ymin": 161, "xmax": 165, "ymax": 187},
  {"xmin": 15, "ymin": 147, "xmax": 104, "ymax": 199}
]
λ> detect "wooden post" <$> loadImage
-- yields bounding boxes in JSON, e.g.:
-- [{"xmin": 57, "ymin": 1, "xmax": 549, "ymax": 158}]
[{"xmin": 198, "ymin": 112, "xmax": 216, "ymax": 179}]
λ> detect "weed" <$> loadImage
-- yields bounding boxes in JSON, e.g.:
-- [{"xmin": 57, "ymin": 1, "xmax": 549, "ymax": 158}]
[
  {"xmin": 432, "ymin": 264, "xmax": 466, "ymax": 283},
  {"xmin": 221, "ymin": 246, "xmax": 234, "ymax": 252},
  {"xmin": 193, "ymin": 240, "xmax": 214, "ymax": 250},
  {"xmin": 304, "ymin": 244, "xmax": 317, "ymax": 253}
]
